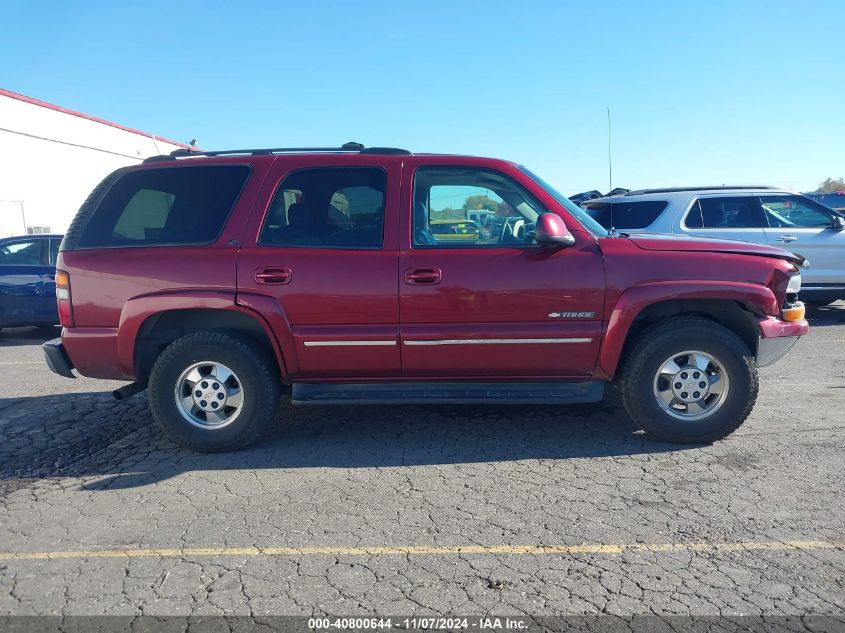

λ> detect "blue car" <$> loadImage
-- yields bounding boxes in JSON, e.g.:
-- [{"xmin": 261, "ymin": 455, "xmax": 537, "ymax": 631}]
[{"xmin": 0, "ymin": 234, "xmax": 63, "ymax": 329}]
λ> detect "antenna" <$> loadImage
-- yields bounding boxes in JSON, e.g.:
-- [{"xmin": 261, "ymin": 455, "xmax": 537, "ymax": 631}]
[
  {"xmin": 607, "ymin": 107, "xmax": 616, "ymax": 237},
  {"xmin": 607, "ymin": 107, "xmax": 613, "ymax": 191}
]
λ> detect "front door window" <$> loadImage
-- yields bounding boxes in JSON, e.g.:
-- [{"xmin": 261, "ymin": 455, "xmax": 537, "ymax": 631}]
[{"xmin": 413, "ymin": 168, "xmax": 545, "ymax": 248}]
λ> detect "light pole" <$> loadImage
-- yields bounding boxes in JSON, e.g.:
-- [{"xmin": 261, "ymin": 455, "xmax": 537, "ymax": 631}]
[{"xmin": 0, "ymin": 199, "xmax": 27, "ymax": 234}]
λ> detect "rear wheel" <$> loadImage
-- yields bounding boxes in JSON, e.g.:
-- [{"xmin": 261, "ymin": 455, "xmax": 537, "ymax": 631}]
[
  {"xmin": 148, "ymin": 331, "xmax": 281, "ymax": 452},
  {"xmin": 619, "ymin": 317, "xmax": 758, "ymax": 443}
]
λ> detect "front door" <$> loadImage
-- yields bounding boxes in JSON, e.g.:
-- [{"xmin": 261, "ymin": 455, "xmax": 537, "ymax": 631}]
[
  {"xmin": 758, "ymin": 194, "xmax": 845, "ymax": 292},
  {"xmin": 237, "ymin": 162, "xmax": 401, "ymax": 379},
  {"xmin": 399, "ymin": 164, "xmax": 605, "ymax": 379}
]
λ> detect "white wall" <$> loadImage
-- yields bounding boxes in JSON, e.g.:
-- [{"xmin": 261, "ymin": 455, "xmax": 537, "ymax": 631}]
[{"xmin": 0, "ymin": 93, "xmax": 186, "ymax": 237}]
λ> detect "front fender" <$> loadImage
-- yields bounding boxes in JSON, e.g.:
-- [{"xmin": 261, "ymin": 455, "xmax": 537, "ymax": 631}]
[{"xmin": 597, "ymin": 280, "xmax": 777, "ymax": 379}]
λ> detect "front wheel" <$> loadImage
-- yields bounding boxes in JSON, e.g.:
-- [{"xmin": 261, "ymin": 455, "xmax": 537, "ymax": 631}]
[
  {"xmin": 148, "ymin": 331, "xmax": 282, "ymax": 452},
  {"xmin": 619, "ymin": 317, "xmax": 758, "ymax": 443}
]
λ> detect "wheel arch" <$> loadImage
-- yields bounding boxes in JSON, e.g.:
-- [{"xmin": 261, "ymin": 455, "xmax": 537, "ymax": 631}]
[
  {"xmin": 117, "ymin": 294, "xmax": 288, "ymax": 383},
  {"xmin": 599, "ymin": 282, "xmax": 772, "ymax": 379}
]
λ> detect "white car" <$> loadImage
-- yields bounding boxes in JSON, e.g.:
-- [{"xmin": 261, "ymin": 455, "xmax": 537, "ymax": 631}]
[{"xmin": 583, "ymin": 186, "xmax": 845, "ymax": 304}]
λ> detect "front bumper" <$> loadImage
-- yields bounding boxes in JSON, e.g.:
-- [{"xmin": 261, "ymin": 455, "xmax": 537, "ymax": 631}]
[
  {"xmin": 755, "ymin": 317, "xmax": 809, "ymax": 367},
  {"xmin": 42, "ymin": 338, "xmax": 75, "ymax": 378}
]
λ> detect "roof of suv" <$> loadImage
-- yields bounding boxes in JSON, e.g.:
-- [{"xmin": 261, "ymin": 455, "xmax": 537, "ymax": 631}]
[
  {"xmin": 584, "ymin": 185, "xmax": 796, "ymax": 205},
  {"xmin": 143, "ymin": 142, "xmax": 416, "ymax": 163}
]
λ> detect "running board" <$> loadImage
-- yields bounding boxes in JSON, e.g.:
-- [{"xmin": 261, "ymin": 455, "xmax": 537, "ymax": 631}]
[{"xmin": 291, "ymin": 381, "xmax": 604, "ymax": 405}]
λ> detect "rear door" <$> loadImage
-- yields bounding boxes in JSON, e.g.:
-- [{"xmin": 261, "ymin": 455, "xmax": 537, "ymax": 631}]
[
  {"xmin": 236, "ymin": 159, "xmax": 401, "ymax": 379},
  {"xmin": 759, "ymin": 194, "xmax": 845, "ymax": 290},
  {"xmin": 0, "ymin": 237, "xmax": 54, "ymax": 326},
  {"xmin": 398, "ymin": 161, "xmax": 605, "ymax": 379},
  {"xmin": 681, "ymin": 195, "xmax": 770, "ymax": 245}
]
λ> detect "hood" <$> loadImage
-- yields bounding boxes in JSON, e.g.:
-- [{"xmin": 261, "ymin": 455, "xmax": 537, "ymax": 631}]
[{"xmin": 624, "ymin": 233, "xmax": 808, "ymax": 267}]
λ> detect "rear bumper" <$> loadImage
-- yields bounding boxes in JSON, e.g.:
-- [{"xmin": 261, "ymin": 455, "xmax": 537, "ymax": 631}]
[
  {"xmin": 755, "ymin": 317, "xmax": 809, "ymax": 367},
  {"xmin": 61, "ymin": 326, "xmax": 132, "ymax": 380},
  {"xmin": 42, "ymin": 338, "xmax": 76, "ymax": 378}
]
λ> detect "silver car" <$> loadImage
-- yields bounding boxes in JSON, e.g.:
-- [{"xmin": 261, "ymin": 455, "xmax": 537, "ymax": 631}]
[{"xmin": 583, "ymin": 186, "xmax": 845, "ymax": 304}]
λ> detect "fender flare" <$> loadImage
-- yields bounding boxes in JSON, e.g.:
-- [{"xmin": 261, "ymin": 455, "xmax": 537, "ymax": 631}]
[
  {"xmin": 597, "ymin": 280, "xmax": 777, "ymax": 379},
  {"xmin": 117, "ymin": 291, "xmax": 292, "ymax": 380}
]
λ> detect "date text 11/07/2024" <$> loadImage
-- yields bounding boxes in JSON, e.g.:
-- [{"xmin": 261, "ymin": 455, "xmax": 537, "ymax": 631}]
[{"xmin": 308, "ymin": 616, "xmax": 529, "ymax": 630}]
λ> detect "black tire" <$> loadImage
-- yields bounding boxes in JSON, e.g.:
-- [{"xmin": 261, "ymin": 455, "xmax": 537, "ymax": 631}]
[
  {"xmin": 618, "ymin": 317, "xmax": 758, "ymax": 443},
  {"xmin": 148, "ymin": 331, "xmax": 282, "ymax": 452}
]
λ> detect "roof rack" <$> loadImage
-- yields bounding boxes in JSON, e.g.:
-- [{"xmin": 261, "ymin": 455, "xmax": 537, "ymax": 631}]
[
  {"xmin": 143, "ymin": 141, "xmax": 411, "ymax": 163},
  {"xmin": 623, "ymin": 185, "xmax": 780, "ymax": 196}
]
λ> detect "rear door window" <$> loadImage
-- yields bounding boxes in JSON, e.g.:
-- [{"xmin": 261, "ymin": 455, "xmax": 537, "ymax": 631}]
[
  {"xmin": 585, "ymin": 200, "xmax": 668, "ymax": 230},
  {"xmin": 684, "ymin": 197, "xmax": 766, "ymax": 228},
  {"xmin": 48, "ymin": 239, "xmax": 61, "ymax": 265},
  {"xmin": 260, "ymin": 168, "xmax": 386, "ymax": 249},
  {"xmin": 78, "ymin": 165, "xmax": 250, "ymax": 248}
]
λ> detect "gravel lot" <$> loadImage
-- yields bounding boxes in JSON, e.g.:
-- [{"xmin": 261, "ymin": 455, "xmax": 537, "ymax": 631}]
[{"xmin": 0, "ymin": 306, "xmax": 843, "ymax": 620}]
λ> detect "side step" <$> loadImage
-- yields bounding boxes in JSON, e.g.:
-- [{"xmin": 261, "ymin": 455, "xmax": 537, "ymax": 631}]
[{"xmin": 291, "ymin": 381, "xmax": 604, "ymax": 405}]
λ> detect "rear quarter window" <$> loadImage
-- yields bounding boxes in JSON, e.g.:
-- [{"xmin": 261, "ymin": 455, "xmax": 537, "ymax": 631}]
[
  {"xmin": 585, "ymin": 200, "xmax": 668, "ymax": 230},
  {"xmin": 77, "ymin": 165, "xmax": 250, "ymax": 248}
]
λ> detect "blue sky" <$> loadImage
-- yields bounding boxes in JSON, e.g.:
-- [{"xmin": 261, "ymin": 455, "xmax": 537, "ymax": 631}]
[{"xmin": 3, "ymin": 0, "xmax": 842, "ymax": 194}]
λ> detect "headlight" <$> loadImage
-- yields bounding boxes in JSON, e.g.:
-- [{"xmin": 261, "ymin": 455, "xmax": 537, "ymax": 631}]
[{"xmin": 786, "ymin": 273, "xmax": 802, "ymax": 294}]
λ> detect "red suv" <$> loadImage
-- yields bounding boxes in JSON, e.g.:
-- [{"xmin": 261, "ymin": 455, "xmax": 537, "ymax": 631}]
[{"xmin": 43, "ymin": 143, "xmax": 808, "ymax": 452}]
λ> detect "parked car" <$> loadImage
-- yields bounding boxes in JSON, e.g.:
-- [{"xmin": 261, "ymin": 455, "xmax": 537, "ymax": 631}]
[
  {"xmin": 429, "ymin": 219, "xmax": 480, "ymax": 242},
  {"xmin": 582, "ymin": 186, "xmax": 845, "ymax": 304},
  {"xmin": 805, "ymin": 191, "xmax": 845, "ymax": 213},
  {"xmin": 466, "ymin": 209, "xmax": 496, "ymax": 225},
  {"xmin": 44, "ymin": 145, "xmax": 807, "ymax": 451},
  {"xmin": 0, "ymin": 234, "xmax": 62, "ymax": 329}
]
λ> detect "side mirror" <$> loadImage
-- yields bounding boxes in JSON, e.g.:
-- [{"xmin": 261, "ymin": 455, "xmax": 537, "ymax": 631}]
[
  {"xmin": 535, "ymin": 213, "xmax": 576, "ymax": 247},
  {"xmin": 831, "ymin": 215, "xmax": 845, "ymax": 231}
]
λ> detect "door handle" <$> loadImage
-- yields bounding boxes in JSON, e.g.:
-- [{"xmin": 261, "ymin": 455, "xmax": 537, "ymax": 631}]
[
  {"xmin": 776, "ymin": 235, "xmax": 798, "ymax": 243},
  {"xmin": 404, "ymin": 267, "xmax": 442, "ymax": 285},
  {"xmin": 255, "ymin": 267, "xmax": 292, "ymax": 284}
]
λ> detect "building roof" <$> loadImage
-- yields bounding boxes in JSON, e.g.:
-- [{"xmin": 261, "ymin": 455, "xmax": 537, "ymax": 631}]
[{"xmin": 0, "ymin": 87, "xmax": 192, "ymax": 149}]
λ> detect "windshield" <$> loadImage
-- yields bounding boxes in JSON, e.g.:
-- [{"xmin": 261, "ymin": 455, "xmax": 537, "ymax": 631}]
[{"xmin": 518, "ymin": 167, "xmax": 609, "ymax": 237}]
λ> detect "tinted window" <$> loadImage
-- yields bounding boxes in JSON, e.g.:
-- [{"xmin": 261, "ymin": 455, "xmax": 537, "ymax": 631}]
[
  {"xmin": 260, "ymin": 168, "xmax": 385, "ymax": 249},
  {"xmin": 759, "ymin": 195, "xmax": 832, "ymax": 228},
  {"xmin": 0, "ymin": 240, "xmax": 43, "ymax": 266},
  {"xmin": 78, "ymin": 166, "xmax": 249, "ymax": 248},
  {"xmin": 49, "ymin": 239, "xmax": 60, "ymax": 265},
  {"xmin": 413, "ymin": 167, "xmax": 545, "ymax": 248},
  {"xmin": 685, "ymin": 197, "xmax": 764, "ymax": 228},
  {"xmin": 585, "ymin": 200, "xmax": 668, "ymax": 229}
]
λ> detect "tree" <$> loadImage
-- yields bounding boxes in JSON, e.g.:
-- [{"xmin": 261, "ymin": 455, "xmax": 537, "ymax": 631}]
[
  {"xmin": 815, "ymin": 177, "xmax": 845, "ymax": 193},
  {"xmin": 462, "ymin": 194, "xmax": 499, "ymax": 212}
]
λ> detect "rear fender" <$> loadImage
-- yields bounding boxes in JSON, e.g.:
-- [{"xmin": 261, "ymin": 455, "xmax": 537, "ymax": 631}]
[
  {"xmin": 118, "ymin": 291, "xmax": 290, "ymax": 379},
  {"xmin": 598, "ymin": 280, "xmax": 777, "ymax": 379}
]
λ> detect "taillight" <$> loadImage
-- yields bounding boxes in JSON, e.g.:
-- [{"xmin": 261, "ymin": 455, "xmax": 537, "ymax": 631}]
[{"xmin": 55, "ymin": 270, "xmax": 75, "ymax": 327}]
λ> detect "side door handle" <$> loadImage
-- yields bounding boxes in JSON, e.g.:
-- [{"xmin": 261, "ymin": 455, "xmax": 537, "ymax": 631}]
[
  {"xmin": 404, "ymin": 267, "xmax": 442, "ymax": 285},
  {"xmin": 255, "ymin": 267, "xmax": 292, "ymax": 284},
  {"xmin": 776, "ymin": 235, "xmax": 798, "ymax": 243}
]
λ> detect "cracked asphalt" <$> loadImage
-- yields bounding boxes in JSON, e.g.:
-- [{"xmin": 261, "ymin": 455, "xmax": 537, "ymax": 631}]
[{"xmin": 0, "ymin": 305, "xmax": 843, "ymax": 619}]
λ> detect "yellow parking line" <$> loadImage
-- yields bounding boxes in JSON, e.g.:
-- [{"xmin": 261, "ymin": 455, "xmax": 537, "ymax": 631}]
[{"xmin": 0, "ymin": 540, "xmax": 838, "ymax": 561}]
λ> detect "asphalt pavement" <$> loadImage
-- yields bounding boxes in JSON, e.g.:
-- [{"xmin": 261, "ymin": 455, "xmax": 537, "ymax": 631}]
[{"xmin": 0, "ymin": 307, "xmax": 843, "ymax": 621}]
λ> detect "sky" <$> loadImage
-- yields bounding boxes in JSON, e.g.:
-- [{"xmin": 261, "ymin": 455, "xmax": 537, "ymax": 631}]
[{"xmin": 2, "ymin": 0, "xmax": 843, "ymax": 195}]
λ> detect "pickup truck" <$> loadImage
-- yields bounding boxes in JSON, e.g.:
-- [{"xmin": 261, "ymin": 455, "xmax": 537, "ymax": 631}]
[{"xmin": 43, "ymin": 143, "xmax": 808, "ymax": 452}]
